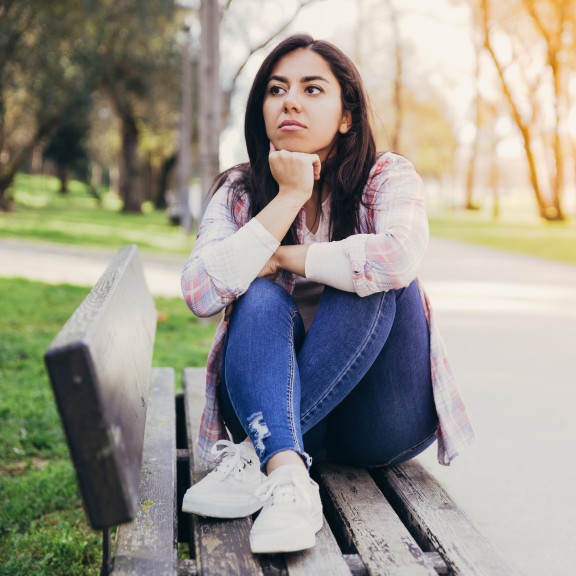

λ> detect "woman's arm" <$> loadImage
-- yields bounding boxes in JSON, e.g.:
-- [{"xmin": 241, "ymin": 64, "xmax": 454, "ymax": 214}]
[
  {"xmin": 303, "ymin": 153, "xmax": 429, "ymax": 296},
  {"xmin": 182, "ymin": 149, "xmax": 321, "ymax": 317}
]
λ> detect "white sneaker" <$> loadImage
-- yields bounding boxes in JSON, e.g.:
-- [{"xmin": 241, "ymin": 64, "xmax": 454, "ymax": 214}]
[
  {"xmin": 250, "ymin": 465, "xmax": 323, "ymax": 554},
  {"xmin": 182, "ymin": 440, "xmax": 266, "ymax": 518}
]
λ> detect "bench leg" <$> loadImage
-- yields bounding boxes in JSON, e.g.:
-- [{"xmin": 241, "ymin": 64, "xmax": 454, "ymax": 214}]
[{"xmin": 101, "ymin": 528, "xmax": 111, "ymax": 576}]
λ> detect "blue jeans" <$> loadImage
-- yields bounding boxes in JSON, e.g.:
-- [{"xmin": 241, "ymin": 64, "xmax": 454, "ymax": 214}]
[{"xmin": 219, "ymin": 278, "xmax": 438, "ymax": 471}]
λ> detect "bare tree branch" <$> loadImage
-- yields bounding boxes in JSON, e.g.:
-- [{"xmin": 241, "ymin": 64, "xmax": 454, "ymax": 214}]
[
  {"xmin": 227, "ymin": 0, "xmax": 320, "ymax": 92},
  {"xmin": 220, "ymin": 0, "xmax": 234, "ymax": 22}
]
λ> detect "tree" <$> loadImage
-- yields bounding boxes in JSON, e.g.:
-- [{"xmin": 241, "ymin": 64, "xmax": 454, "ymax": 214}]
[
  {"xmin": 478, "ymin": 0, "xmax": 575, "ymax": 220},
  {"xmin": 0, "ymin": 1, "xmax": 94, "ymax": 210},
  {"xmin": 43, "ymin": 117, "xmax": 90, "ymax": 195},
  {"xmin": 350, "ymin": 0, "xmax": 458, "ymax": 178},
  {"xmin": 174, "ymin": 0, "xmax": 323, "ymax": 226},
  {"xmin": 89, "ymin": 0, "xmax": 180, "ymax": 213}
]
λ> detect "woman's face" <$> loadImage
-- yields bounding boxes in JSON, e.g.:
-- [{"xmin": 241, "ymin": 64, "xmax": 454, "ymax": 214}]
[{"xmin": 263, "ymin": 48, "xmax": 351, "ymax": 163}]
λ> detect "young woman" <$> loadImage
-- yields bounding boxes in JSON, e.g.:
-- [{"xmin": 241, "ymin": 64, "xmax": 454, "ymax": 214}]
[{"xmin": 181, "ymin": 33, "xmax": 474, "ymax": 554}]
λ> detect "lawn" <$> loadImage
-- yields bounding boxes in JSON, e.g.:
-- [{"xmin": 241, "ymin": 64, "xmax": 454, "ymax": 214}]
[
  {"xmin": 0, "ymin": 173, "xmax": 192, "ymax": 255},
  {"xmin": 2, "ymin": 173, "xmax": 576, "ymax": 266},
  {"xmin": 0, "ymin": 277, "xmax": 216, "ymax": 576},
  {"xmin": 429, "ymin": 212, "xmax": 576, "ymax": 266}
]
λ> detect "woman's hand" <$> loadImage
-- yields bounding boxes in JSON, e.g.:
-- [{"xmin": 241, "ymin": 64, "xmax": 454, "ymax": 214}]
[
  {"xmin": 256, "ymin": 245, "xmax": 309, "ymax": 279},
  {"xmin": 269, "ymin": 142, "xmax": 321, "ymax": 204},
  {"xmin": 257, "ymin": 252, "xmax": 280, "ymax": 280}
]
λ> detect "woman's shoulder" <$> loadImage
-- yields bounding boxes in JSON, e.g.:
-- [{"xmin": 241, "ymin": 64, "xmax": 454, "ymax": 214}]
[
  {"xmin": 368, "ymin": 151, "xmax": 419, "ymax": 179},
  {"xmin": 211, "ymin": 165, "xmax": 250, "ymax": 206},
  {"xmin": 362, "ymin": 152, "xmax": 423, "ymax": 205},
  {"xmin": 213, "ymin": 164, "xmax": 249, "ymax": 194}
]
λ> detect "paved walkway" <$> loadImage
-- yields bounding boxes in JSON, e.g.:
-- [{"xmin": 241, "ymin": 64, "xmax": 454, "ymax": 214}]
[
  {"xmin": 2, "ymin": 236, "xmax": 575, "ymax": 575},
  {"xmin": 0, "ymin": 238, "xmax": 184, "ymax": 297}
]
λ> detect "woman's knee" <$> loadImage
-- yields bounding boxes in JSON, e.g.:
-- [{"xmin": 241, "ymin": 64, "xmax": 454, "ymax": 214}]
[{"xmin": 233, "ymin": 278, "xmax": 294, "ymax": 320}]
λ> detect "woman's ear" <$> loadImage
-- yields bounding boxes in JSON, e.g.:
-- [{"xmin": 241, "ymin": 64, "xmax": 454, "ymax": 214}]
[{"xmin": 339, "ymin": 110, "xmax": 352, "ymax": 134}]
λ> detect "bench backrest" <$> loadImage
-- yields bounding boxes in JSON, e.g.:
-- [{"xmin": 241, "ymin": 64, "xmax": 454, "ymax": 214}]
[{"xmin": 44, "ymin": 245, "xmax": 157, "ymax": 530}]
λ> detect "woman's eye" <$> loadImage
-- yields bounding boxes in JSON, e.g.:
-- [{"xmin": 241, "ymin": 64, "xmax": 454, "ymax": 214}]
[
  {"xmin": 269, "ymin": 85, "xmax": 285, "ymax": 95},
  {"xmin": 305, "ymin": 85, "xmax": 322, "ymax": 94}
]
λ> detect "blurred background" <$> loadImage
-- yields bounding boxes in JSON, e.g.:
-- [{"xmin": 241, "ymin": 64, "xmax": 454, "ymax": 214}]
[
  {"xmin": 1, "ymin": 0, "xmax": 575, "ymax": 227},
  {"xmin": 1, "ymin": 1, "xmax": 575, "ymax": 575}
]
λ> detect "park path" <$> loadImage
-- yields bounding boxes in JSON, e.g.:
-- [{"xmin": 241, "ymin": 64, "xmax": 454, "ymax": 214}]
[{"xmin": 2, "ymin": 236, "xmax": 576, "ymax": 575}]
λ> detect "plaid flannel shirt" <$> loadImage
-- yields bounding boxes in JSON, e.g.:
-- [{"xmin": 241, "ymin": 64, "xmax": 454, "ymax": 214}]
[{"xmin": 182, "ymin": 152, "xmax": 475, "ymax": 468}]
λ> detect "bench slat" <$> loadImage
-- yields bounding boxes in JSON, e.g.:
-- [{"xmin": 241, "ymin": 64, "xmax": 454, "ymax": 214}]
[
  {"xmin": 317, "ymin": 463, "xmax": 437, "ymax": 575},
  {"xmin": 183, "ymin": 368, "xmax": 265, "ymax": 576},
  {"xmin": 285, "ymin": 522, "xmax": 352, "ymax": 575},
  {"xmin": 44, "ymin": 245, "xmax": 156, "ymax": 529},
  {"xmin": 374, "ymin": 461, "xmax": 519, "ymax": 575},
  {"xmin": 184, "ymin": 368, "xmax": 350, "ymax": 576},
  {"xmin": 112, "ymin": 368, "xmax": 177, "ymax": 576}
]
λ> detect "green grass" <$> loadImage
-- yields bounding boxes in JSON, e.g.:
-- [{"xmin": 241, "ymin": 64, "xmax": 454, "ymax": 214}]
[
  {"xmin": 0, "ymin": 277, "xmax": 216, "ymax": 576},
  {"xmin": 429, "ymin": 211, "xmax": 576, "ymax": 266},
  {"xmin": 0, "ymin": 173, "xmax": 193, "ymax": 255},
  {"xmin": 3, "ymin": 173, "xmax": 576, "ymax": 267}
]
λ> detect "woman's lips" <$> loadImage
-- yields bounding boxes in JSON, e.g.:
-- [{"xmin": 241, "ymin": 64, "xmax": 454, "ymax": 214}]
[{"xmin": 279, "ymin": 120, "xmax": 306, "ymax": 131}]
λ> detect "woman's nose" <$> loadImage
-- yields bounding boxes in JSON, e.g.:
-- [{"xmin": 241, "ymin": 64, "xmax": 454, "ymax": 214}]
[{"xmin": 283, "ymin": 89, "xmax": 302, "ymax": 112}]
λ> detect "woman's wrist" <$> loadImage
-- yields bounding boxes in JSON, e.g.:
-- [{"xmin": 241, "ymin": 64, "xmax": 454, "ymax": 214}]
[
  {"xmin": 276, "ymin": 245, "xmax": 309, "ymax": 276},
  {"xmin": 276, "ymin": 186, "xmax": 311, "ymax": 207}
]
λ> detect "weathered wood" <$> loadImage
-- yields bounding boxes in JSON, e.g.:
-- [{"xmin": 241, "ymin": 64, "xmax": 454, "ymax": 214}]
[
  {"xmin": 374, "ymin": 461, "xmax": 520, "ymax": 575},
  {"xmin": 317, "ymin": 463, "xmax": 438, "ymax": 576},
  {"xmin": 177, "ymin": 559, "xmax": 197, "ymax": 576},
  {"xmin": 183, "ymin": 368, "xmax": 265, "ymax": 575},
  {"xmin": 285, "ymin": 519, "xmax": 352, "ymax": 576},
  {"xmin": 183, "ymin": 368, "xmax": 353, "ymax": 576},
  {"xmin": 44, "ymin": 245, "xmax": 156, "ymax": 529},
  {"xmin": 343, "ymin": 554, "xmax": 368, "ymax": 576},
  {"xmin": 112, "ymin": 368, "xmax": 177, "ymax": 576}
]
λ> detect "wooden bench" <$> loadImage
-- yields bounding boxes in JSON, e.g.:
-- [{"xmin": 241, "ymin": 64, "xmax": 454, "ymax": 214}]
[{"xmin": 44, "ymin": 245, "xmax": 518, "ymax": 575}]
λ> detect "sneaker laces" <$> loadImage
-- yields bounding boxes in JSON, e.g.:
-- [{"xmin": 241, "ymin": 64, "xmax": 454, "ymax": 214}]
[
  {"xmin": 255, "ymin": 471, "xmax": 318, "ymax": 507},
  {"xmin": 210, "ymin": 440, "xmax": 253, "ymax": 480}
]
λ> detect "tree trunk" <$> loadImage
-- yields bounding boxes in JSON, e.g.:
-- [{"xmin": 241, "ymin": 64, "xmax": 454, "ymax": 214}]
[
  {"xmin": 119, "ymin": 112, "xmax": 142, "ymax": 213},
  {"xmin": 0, "ymin": 119, "xmax": 56, "ymax": 211},
  {"xmin": 155, "ymin": 153, "xmax": 176, "ymax": 210},
  {"xmin": 57, "ymin": 164, "xmax": 69, "ymax": 194},
  {"xmin": 465, "ymin": 46, "xmax": 481, "ymax": 210},
  {"xmin": 524, "ymin": 0, "xmax": 566, "ymax": 221},
  {"xmin": 388, "ymin": 0, "xmax": 403, "ymax": 152},
  {"xmin": 548, "ymin": 54, "xmax": 565, "ymax": 220},
  {"xmin": 199, "ymin": 0, "xmax": 221, "ymax": 218},
  {"xmin": 0, "ymin": 175, "xmax": 15, "ymax": 211},
  {"xmin": 480, "ymin": 0, "xmax": 556, "ymax": 221}
]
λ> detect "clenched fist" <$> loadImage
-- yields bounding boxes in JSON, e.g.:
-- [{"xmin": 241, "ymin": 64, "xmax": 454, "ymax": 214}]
[{"xmin": 269, "ymin": 142, "xmax": 321, "ymax": 204}]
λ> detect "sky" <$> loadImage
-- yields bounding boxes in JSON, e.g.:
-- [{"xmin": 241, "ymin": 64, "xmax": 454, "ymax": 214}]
[{"xmin": 219, "ymin": 0, "xmax": 478, "ymax": 167}]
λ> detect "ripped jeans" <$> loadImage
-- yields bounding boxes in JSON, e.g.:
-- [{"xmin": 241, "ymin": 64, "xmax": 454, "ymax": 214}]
[{"xmin": 218, "ymin": 278, "xmax": 438, "ymax": 471}]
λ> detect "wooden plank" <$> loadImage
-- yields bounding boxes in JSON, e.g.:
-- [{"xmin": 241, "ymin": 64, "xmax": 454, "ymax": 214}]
[
  {"xmin": 183, "ymin": 368, "xmax": 356, "ymax": 575},
  {"xmin": 374, "ymin": 461, "xmax": 520, "ymax": 575},
  {"xmin": 285, "ymin": 520, "xmax": 352, "ymax": 576},
  {"xmin": 183, "ymin": 368, "xmax": 266, "ymax": 576},
  {"xmin": 44, "ymin": 245, "xmax": 156, "ymax": 529},
  {"xmin": 317, "ymin": 463, "xmax": 438, "ymax": 576},
  {"xmin": 112, "ymin": 368, "xmax": 177, "ymax": 576}
]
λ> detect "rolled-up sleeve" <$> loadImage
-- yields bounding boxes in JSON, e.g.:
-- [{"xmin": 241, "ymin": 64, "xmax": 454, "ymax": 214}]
[
  {"xmin": 181, "ymin": 177, "xmax": 279, "ymax": 317},
  {"xmin": 342, "ymin": 153, "xmax": 429, "ymax": 296}
]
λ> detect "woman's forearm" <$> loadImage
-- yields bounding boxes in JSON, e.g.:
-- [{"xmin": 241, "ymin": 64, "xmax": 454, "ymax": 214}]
[
  {"xmin": 254, "ymin": 194, "xmax": 303, "ymax": 242},
  {"xmin": 276, "ymin": 245, "xmax": 309, "ymax": 276}
]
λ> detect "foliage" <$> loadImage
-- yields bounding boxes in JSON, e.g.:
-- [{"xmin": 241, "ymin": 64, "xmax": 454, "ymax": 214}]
[
  {"xmin": 89, "ymin": 0, "xmax": 180, "ymax": 212},
  {"xmin": 0, "ymin": 0, "xmax": 180, "ymax": 213},
  {"xmin": 471, "ymin": 0, "xmax": 576, "ymax": 220},
  {"xmin": 0, "ymin": 277, "xmax": 216, "ymax": 575},
  {"xmin": 0, "ymin": 1, "xmax": 96, "ymax": 208}
]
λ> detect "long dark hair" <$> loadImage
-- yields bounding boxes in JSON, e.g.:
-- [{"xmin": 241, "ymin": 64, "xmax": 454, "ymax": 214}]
[{"xmin": 215, "ymin": 33, "xmax": 377, "ymax": 243}]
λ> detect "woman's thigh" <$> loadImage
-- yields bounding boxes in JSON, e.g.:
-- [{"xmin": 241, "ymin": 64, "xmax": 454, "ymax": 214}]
[{"xmin": 310, "ymin": 281, "xmax": 438, "ymax": 467}]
